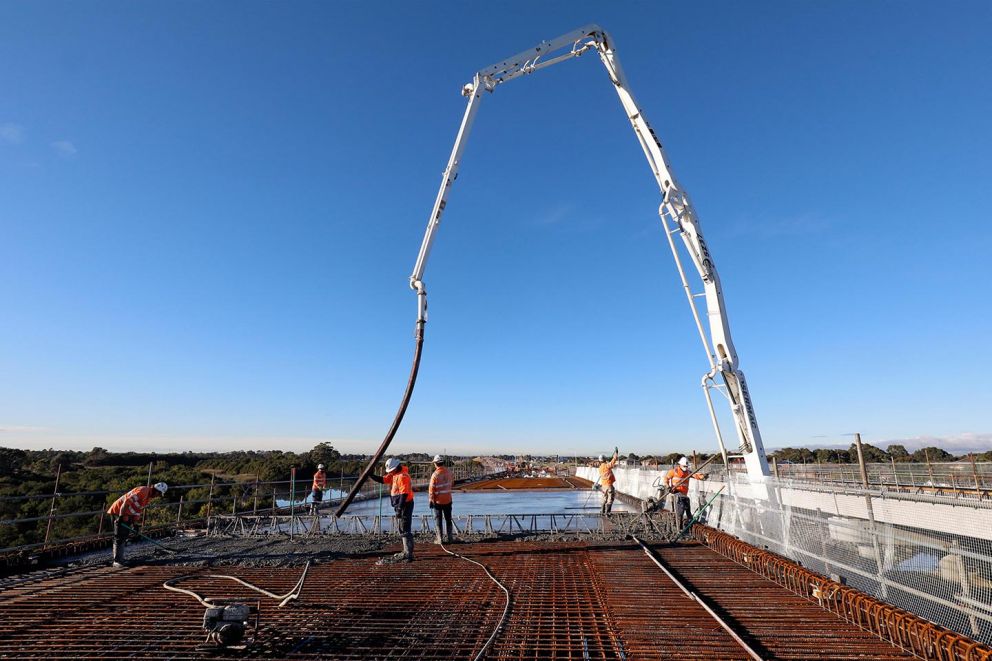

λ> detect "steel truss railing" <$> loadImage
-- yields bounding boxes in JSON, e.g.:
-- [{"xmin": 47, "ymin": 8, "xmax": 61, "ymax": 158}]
[
  {"xmin": 208, "ymin": 511, "xmax": 673, "ymax": 538},
  {"xmin": 730, "ymin": 461, "xmax": 992, "ymax": 500}
]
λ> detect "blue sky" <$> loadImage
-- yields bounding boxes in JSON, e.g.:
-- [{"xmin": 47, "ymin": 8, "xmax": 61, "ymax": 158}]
[{"xmin": 1, "ymin": 2, "xmax": 990, "ymax": 457}]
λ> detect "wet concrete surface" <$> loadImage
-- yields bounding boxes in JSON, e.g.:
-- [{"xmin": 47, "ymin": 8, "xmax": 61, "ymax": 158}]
[
  {"xmin": 50, "ymin": 519, "xmax": 672, "ymax": 571},
  {"xmin": 40, "ymin": 490, "xmax": 659, "ymax": 573},
  {"xmin": 341, "ymin": 488, "xmax": 637, "ymax": 516}
]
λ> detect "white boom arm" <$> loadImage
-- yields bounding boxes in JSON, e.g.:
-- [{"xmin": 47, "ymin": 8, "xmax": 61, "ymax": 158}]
[{"xmin": 410, "ymin": 25, "xmax": 770, "ymax": 480}]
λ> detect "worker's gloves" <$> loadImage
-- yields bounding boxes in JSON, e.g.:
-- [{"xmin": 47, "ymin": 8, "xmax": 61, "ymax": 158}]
[
  {"xmin": 592, "ymin": 484, "xmax": 601, "ymax": 491},
  {"xmin": 428, "ymin": 501, "xmax": 436, "ymax": 510}
]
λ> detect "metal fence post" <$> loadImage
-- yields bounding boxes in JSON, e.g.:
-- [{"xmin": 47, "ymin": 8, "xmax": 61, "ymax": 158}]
[
  {"xmin": 891, "ymin": 456, "xmax": 899, "ymax": 488},
  {"xmin": 43, "ymin": 464, "xmax": 62, "ymax": 549},
  {"xmin": 855, "ymin": 433, "xmax": 887, "ymax": 598},
  {"xmin": 206, "ymin": 473, "xmax": 216, "ymax": 527},
  {"xmin": 855, "ymin": 433, "xmax": 870, "ymax": 488},
  {"xmin": 253, "ymin": 474, "xmax": 260, "ymax": 515},
  {"xmin": 290, "ymin": 467, "xmax": 296, "ymax": 539},
  {"xmin": 176, "ymin": 495, "xmax": 184, "ymax": 525}
]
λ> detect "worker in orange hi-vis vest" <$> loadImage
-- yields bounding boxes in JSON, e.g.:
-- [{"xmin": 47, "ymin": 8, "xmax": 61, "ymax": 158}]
[
  {"xmin": 596, "ymin": 447, "xmax": 620, "ymax": 515},
  {"xmin": 309, "ymin": 464, "xmax": 327, "ymax": 514},
  {"xmin": 106, "ymin": 482, "xmax": 168, "ymax": 567},
  {"xmin": 428, "ymin": 454, "xmax": 455, "ymax": 544},
  {"xmin": 370, "ymin": 458, "xmax": 415, "ymax": 564},
  {"xmin": 665, "ymin": 457, "xmax": 707, "ymax": 531}
]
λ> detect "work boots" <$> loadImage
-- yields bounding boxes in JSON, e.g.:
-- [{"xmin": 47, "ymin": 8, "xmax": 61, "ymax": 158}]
[
  {"xmin": 374, "ymin": 535, "xmax": 415, "ymax": 565},
  {"xmin": 446, "ymin": 530, "xmax": 454, "ymax": 544},
  {"xmin": 112, "ymin": 539, "xmax": 125, "ymax": 568}
]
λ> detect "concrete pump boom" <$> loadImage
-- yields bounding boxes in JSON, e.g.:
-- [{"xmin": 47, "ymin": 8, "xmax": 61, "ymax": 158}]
[{"xmin": 410, "ymin": 25, "xmax": 770, "ymax": 480}]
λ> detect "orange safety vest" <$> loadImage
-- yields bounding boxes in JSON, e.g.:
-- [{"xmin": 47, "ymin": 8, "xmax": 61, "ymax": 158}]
[
  {"xmin": 107, "ymin": 486, "xmax": 155, "ymax": 522},
  {"xmin": 312, "ymin": 470, "xmax": 327, "ymax": 490},
  {"xmin": 665, "ymin": 467, "xmax": 701, "ymax": 495},
  {"xmin": 598, "ymin": 456, "xmax": 618, "ymax": 487},
  {"xmin": 429, "ymin": 467, "xmax": 453, "ymax": 505},
  {"xmin": 383, "ymin": 466, "xmax": 414, "ymax": 504}
]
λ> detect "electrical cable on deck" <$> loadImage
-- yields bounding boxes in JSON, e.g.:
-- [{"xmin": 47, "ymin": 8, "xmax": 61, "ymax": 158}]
[
  {"xmin": 163, "ymin": 560, "xmax": 310, "ymax": 608},
  {"xmin": 439, "ymin": 542, "xmax": 511, "ymax": 661}
]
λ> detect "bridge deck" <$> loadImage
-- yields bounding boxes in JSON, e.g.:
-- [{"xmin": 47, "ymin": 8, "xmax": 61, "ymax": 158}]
[{"xmin": 0, "ymin": 538, "xmax": 920, "ymax": 660}]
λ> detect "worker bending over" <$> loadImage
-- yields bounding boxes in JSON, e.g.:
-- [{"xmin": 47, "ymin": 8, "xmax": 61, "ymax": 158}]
[
  {"xmin": 665, "ymin": 457, "xmax": 706, "ymax": 531},
  {"xmin": 310, "ymin": 463, "xmax": 327, "ymax": 514},
  {"xmin": 597, "ymin": 447, "xmax": 620, "ymax": 515},
  {"xmin": 106, "ymin": 482, "xmax": 168, "ymax": 567},
  {"xmin": 429, "ymin": 454, "xmax": 455, "ymax": 544},
  {"xmin": 370, "ymin": 457, "xmax": 415, "ymax": 563}
]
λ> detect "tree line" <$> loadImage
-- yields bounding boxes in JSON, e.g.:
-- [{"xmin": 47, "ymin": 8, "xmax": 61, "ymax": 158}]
[
  {"xmin": 767, "ymin": 443, "xmax": 991, "ymax": 465},
  {"xmin": 576, "ymin": 444, "xmax": 991, "ymax": 468}
]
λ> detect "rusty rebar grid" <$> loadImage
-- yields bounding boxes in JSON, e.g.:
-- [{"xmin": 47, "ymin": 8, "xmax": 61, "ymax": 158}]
[
  {"xmin": 691, "ymin": 524, "xmax": 992, "ymax": 661},
  {"xmin": 0, "ymin": 538, "xmax": 946, "ymax": 660}
]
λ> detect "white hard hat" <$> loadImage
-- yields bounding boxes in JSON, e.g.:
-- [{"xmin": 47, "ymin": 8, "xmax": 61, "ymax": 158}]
[
  {"xmin": 385, "ymin": 457, "xmax": 401, "ymax": 473},
  {"xmin": 598, "ymin": 454, "xmax": 605, "ymax": 462},
  {"xmin": 317, "ymin": 463, "xmax": 325, "ymax": 470},
  {"xmin": 153, "ymin": 482, "xmax": 168, "ymax": 494},
  {"xmin": 678, "ymin": 457, "xmax": 689, "ymax": 467},
  {"xmin": 432, "ymin": 454, "xmax": 443, "ymax": 463}
]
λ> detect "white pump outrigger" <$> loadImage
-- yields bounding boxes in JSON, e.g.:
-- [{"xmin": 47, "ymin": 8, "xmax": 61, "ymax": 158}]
[{"xmin": 410, "ymin": 25, "xmax": 771, "ymax": 481}]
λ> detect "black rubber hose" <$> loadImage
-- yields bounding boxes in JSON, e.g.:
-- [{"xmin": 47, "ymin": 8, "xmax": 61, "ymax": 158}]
[{"xmin": 335, "ymin": 320, "xmax": 425, "ymax": 517}]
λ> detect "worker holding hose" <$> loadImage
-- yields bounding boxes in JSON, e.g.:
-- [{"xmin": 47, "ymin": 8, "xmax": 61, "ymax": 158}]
[
  {"xmin": 665, "ymin": 457, "xmax": 706, "ymax": 531},
  {"xmin": 429, "ymin": 454, "xmax": 455, "ymax": 544},
  {"xmin": 106, "ymin": 482, "xmax": 168, "ymax": 567},
  {"xmin": 370, "ymin": 457, "xmax": 415, "ymax": 563},
  {"xmin": 309, "ymin": 463, "xmax": 327, "ymax": 515},
  {"xmin": 597, "ymin": 447, "xmax": 620, "ymax": 515}
]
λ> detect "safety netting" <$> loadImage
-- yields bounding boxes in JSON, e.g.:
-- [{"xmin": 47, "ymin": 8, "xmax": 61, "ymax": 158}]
[{"xmin": 695, "ymin": 472, "xmax": 992, "ymax": 644}]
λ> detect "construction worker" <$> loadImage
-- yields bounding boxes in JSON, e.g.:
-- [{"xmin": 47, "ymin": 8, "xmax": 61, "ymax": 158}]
[
  {"xmin": 370, "ymin": 457, "xmax": 414, "ymax": 563},
  {"xmin": 106, "ymin": 482, "xmax": 168, "ymax": 567},
  {"xmin": 597, "ymin": 447, "xmax": 620, "ymax": 515},
  {"xmin": 428, "ymin": 454, "xmax": 454, "ymax": 544},
  {"xmin": 310, "ymin": 463, "xmax": 327, "ymax": 514},
  {"xmin": 665, "ymin": 457, "xmax": 706, "ymax": 531}
]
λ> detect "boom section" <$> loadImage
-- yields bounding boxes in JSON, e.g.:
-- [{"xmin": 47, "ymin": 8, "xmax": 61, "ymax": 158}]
[{"xmin": 409, "ymin": 26, "xmax": 770, "ymax": 479}]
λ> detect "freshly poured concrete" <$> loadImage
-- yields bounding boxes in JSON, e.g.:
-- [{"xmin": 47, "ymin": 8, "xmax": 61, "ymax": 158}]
[{"xmin": 342, "ymin": 488, "xmax": 637, "ymax": 517}]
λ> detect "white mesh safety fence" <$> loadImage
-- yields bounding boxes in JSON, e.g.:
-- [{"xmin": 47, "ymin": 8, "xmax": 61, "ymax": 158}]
[{"xmin": 694, "ymin": 472, "xmax": 992, "ymax": 644}]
